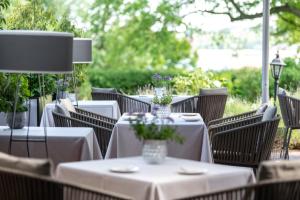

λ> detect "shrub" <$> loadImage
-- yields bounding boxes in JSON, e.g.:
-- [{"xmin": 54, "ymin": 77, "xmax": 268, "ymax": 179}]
[
  {"xmin": 172, "ymin": 68, "xmax": 223, "ymax": 95},
  {"xmin": 88, "ymin": 67, "xmax": 185, "ymax": 94}
]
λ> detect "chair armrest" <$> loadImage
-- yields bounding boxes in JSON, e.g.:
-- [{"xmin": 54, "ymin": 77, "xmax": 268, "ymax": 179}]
[
  {"xmin": 75, "ymin": 107, "xmax": 117, "ymax": 124},
  {"xmin": 70, "ymin": 111, "xmax": 115, "ymax": 130},
  {"xmin": 208, "ymin": 110, "xmax": 257, "ymax": 127},
  {"xmin": 208, "ymin": 115, "xmax": 263, "ymax": 139}
]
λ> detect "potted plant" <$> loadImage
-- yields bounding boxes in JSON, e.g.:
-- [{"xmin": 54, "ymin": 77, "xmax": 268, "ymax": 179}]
[
  {"xmin": 152, "ymin": 93, "xmax": 173, "ymax": 118},
  {"xmin": 130, "ymin": 113, "xmax": 184, "ymax": 164},
  {"xmin": 0, "ymin": 74, "xmax": 30, "ymax": 129}
]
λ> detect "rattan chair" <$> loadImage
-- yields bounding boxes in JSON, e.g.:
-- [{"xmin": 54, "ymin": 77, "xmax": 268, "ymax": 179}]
[
  {"xmin": 207, "ymin": 104, "xmax": 270, "ymax": 127},
  {"xmin": 171, "ymin": 96, "xmax": 198, "ymax": 113},
  {"xmin": 278, "ymin": 93, "xmax": 300, "ymax": 159},
  {"xmin": 119, "ymin": 94, "xmax": 151, "ymax": 114},
  {"xmin": 0, "ymin": 166, "xmax": 130, "ymax": 200},
  {"xmin": 210, "ymin": 116, "xmax": 280, "ymax": 171},
  {"xmin": 92, "ymin": 91, "xmax": 151, "ymax": 115},
  {"xmin": 171, "ymin": 88, "xmax": 228, "ymax": 125},
  {"xmin": 52, "ymin": 111, "xmax": 113, "ymax": 157},
  {"xmin": 176, "ymin": 178, "xmax": 300, "ymax": 200}
]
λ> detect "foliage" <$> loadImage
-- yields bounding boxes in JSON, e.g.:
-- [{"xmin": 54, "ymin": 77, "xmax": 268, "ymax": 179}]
[
  {"xmin": 3, "ymin": 0, "xmax": 85, "ymax": 97},
  {"xmin": 88, "ymin": 67, "xmax": 185, "ymax": 94},
  {"xmin": 88, "ymin": 0, "xmax": 197, "ymax": 70},
  {"xmin": 172, "ymin": 68, "xmax": 223, "ymax": 95},
  {"xmin": 130, "ymin": 114, "xmax": 184, "ymax": 143},
  {"xmin": 0, "ymin": 74, "xmax": 30, "ymax": 112},
  {"xmin": 152, "ymin": 74, "xmax": 172, "ymax": 88},
  {"xmin": 0, "ymin": 0, "xmax": 9, "ymax": 29},
  {"xmin": 152, "ymin": 94, "xmax": 172, "ymax": 106}
]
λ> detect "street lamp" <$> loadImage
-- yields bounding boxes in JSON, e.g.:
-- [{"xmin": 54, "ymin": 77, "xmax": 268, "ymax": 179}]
[{"xmin": 270, "ymin": 51, "xmax": 285, "ymax": 104}]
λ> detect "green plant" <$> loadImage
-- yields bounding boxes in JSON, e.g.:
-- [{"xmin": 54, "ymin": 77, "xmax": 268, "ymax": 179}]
[
  {"xmin": 173, "ymin": 68, "xmax": 223, "ymax": 95},
  {"xmin": 152, "ymin": 94, "xmax": 172, "ymax": 105},
  {"xmin": 152, "ymin": 74, "xmax": 172, "ymax": 88},
  {"xmin": 0, "ymin": 74, "xmax": 30, "ymax": 112},
  {"xmin": 130, "ymin": 115, "xmax": 184, "ymax": 143}
]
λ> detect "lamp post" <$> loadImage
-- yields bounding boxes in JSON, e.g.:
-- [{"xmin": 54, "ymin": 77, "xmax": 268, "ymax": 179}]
[{"xmin": 270, "ymin": 52, "xmax": 285, "ymax": 105}]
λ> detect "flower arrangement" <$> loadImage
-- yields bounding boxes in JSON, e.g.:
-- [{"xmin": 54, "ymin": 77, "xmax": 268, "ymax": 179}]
[
  {"xmin": 152, "ymin": 73, "xmax": 172, "ymax": 88},
  {"xmin": 130, "ymin": 113, "xmax": 184, "ymax": 143}
]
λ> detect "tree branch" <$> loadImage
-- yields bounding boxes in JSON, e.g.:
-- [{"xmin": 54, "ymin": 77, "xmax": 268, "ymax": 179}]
[{"xmin": 181, "ymin": 2, "xmax": 300, "ymax": 22}]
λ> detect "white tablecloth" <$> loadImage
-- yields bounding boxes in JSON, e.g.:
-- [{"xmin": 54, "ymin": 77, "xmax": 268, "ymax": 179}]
[
  {"xmin": 0, "ymin": 127, "xmax": 102, "ymax": 167},
  {"xmin": 130, "ymin": 95, "xmax": 191, "ymax": 104},
  {"xmin": 56, "ymin": 157, "xmax": 255, "ymax": 200},
  {"xmin": 40, "ymin": 100, "xmax": 121, "ymax": 127},
  {"xmin": 105, "ymin": 113, "xmax": 212, "ymax": 162}
]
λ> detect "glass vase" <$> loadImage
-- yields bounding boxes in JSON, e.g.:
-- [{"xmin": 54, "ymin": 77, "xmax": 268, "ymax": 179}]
[{"xmin": 142, "ymin": 140, "xmax": 167, "ymax": 164}]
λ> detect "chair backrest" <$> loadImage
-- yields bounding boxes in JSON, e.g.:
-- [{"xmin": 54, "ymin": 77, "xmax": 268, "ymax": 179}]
[
  {"xmin": 198, "ymin": 88, "xmax": 228, "ymax": 125},
  {"xmin": 118, "ymin": 94, "xmax": 151, "ymax": 114},
  {"xmin": 211, "ymin": 116, "xmax": 280, "ymax": 169},
  {"xmin": 52, "ymin": 110, "xmax": 72, "ymax": 127},
  {"xmin": 177, "ymin": 178, "xmax": 300, "ymax": 200},
  {"xmin": 278, "ymin": 93, "xmax": 300, "ymax": 128},
  {"xmin": 0, "ymin": 166, "xmax": 130, "ymax": 200},
  {"xmin": 171, "ymin": 96, "xmax": 198, "ymax": 113},
  {"xmin": 91, "ymin": 88, "xmax": 120, "ymax": 102}
]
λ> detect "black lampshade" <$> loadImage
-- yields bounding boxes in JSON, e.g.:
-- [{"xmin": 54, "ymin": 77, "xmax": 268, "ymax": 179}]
[
  {"xmin": 73, "ymin": 38, "xmax": 92, "ymax": 64},
  {"xmin": 0, "ymin": 30, "xmax": 74, "ymax": 74}
]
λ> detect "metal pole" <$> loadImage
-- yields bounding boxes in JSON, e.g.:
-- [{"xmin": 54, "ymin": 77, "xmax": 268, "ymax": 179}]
[
  {"xmin": 274, "ymin": 79, "xmax": 278, "ymax": 105},
  {"xmin": 262, "ymin": 0, "xmax": 270, "ymax": 104}
]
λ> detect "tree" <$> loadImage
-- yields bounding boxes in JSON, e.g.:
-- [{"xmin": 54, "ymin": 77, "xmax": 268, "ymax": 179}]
[
  {"xmin": 181, "ymin": 0, "xmax": 300, "ymax": 44},
  {"xmin": 0, "ymin": 0, "xmax": 9, "ymax": 29},
  {"xmin": 88, "ymin": 0, "xmax": 197, "ymax": 69}
]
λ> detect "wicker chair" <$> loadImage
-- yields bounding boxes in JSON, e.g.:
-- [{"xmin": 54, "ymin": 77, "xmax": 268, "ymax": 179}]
[
  {"xmin": 207, "ymin": 103, "xmax": 268, "ymax": 127},
  {"xmin": 119, "ymin": 94, "xmax": 151, "ymax": 114},
  {"xmin": 171, "ymin": 96, "xmax": 198, "ymax": 113},
  {"xmin": 92, "ymin": 91, "xmax": 151, "ymax": 115},
  {"xmin": 278, "ymin": 93, "xmax": 300, "ymax": 159},
  {"xmin": 176, "ymin": 178, "xmax": 300, "ymax": 200},
  {"xmin": 171, "ymin": 89, "xmax": 228, "ymax": 125},
  {"xmin": 210, "ymin": 116, "xmax": 280, "ymax": 171},
  {"xmin": 52, "ymin": 111, "xmax": 113, "ymax": 157},
  {"xmin": 0, "ymin": 166, "xmax": 130, "ymax": 200}
]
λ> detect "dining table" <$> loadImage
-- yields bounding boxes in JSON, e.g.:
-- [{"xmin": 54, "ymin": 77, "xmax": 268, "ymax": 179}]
[
  {"xmin": 40, "ymin": 100, "xmax": 121, "ymax": 127},
  {"xmin": 0, "ymin": 126, "xmax": 102, "ymax": 167},
  {"xmin": 56, "ymin": 156, "xmax": 255, "ymax": 200},
  {"xmin": 105, "ymin": 113, "xmax": 212, "ymax": 162}
]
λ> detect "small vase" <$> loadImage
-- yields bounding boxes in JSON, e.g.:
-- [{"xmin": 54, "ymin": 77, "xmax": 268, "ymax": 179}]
[
  {"xmin": 6, "ymin": 112, "xmax": 26, "ymax": 129},
  {"xmin": 154, "ymin": 87, "xmax": 165, "ymax": 98},
  {"xmin": 156, "ymin": 105, "xmax": 171, "ymax": 118},
  {"xmin": 142, "ymin": 140, "xmax": 167, "ymax": 164}
]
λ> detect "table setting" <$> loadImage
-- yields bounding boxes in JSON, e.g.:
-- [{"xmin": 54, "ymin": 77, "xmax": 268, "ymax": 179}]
[
  {"xmin": 56, "ymin": 156, "xmax": 254, "ymax": 200},
  {"xmin": 105, "ymin": 110, "xmax": 212, "ymax": 162}
]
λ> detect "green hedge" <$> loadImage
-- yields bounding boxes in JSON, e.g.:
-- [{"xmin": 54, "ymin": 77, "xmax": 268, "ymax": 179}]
[
  {"xmin": 88, "ymin": 67, "xmax": 185, "ymax": 94},
  {"xmin": 88, "ymin": 57, "xmax": 300, "ymax": 101},
  {"xmin": 216, "ymin": 57, "xmax": 300, "ymax": 102}
]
